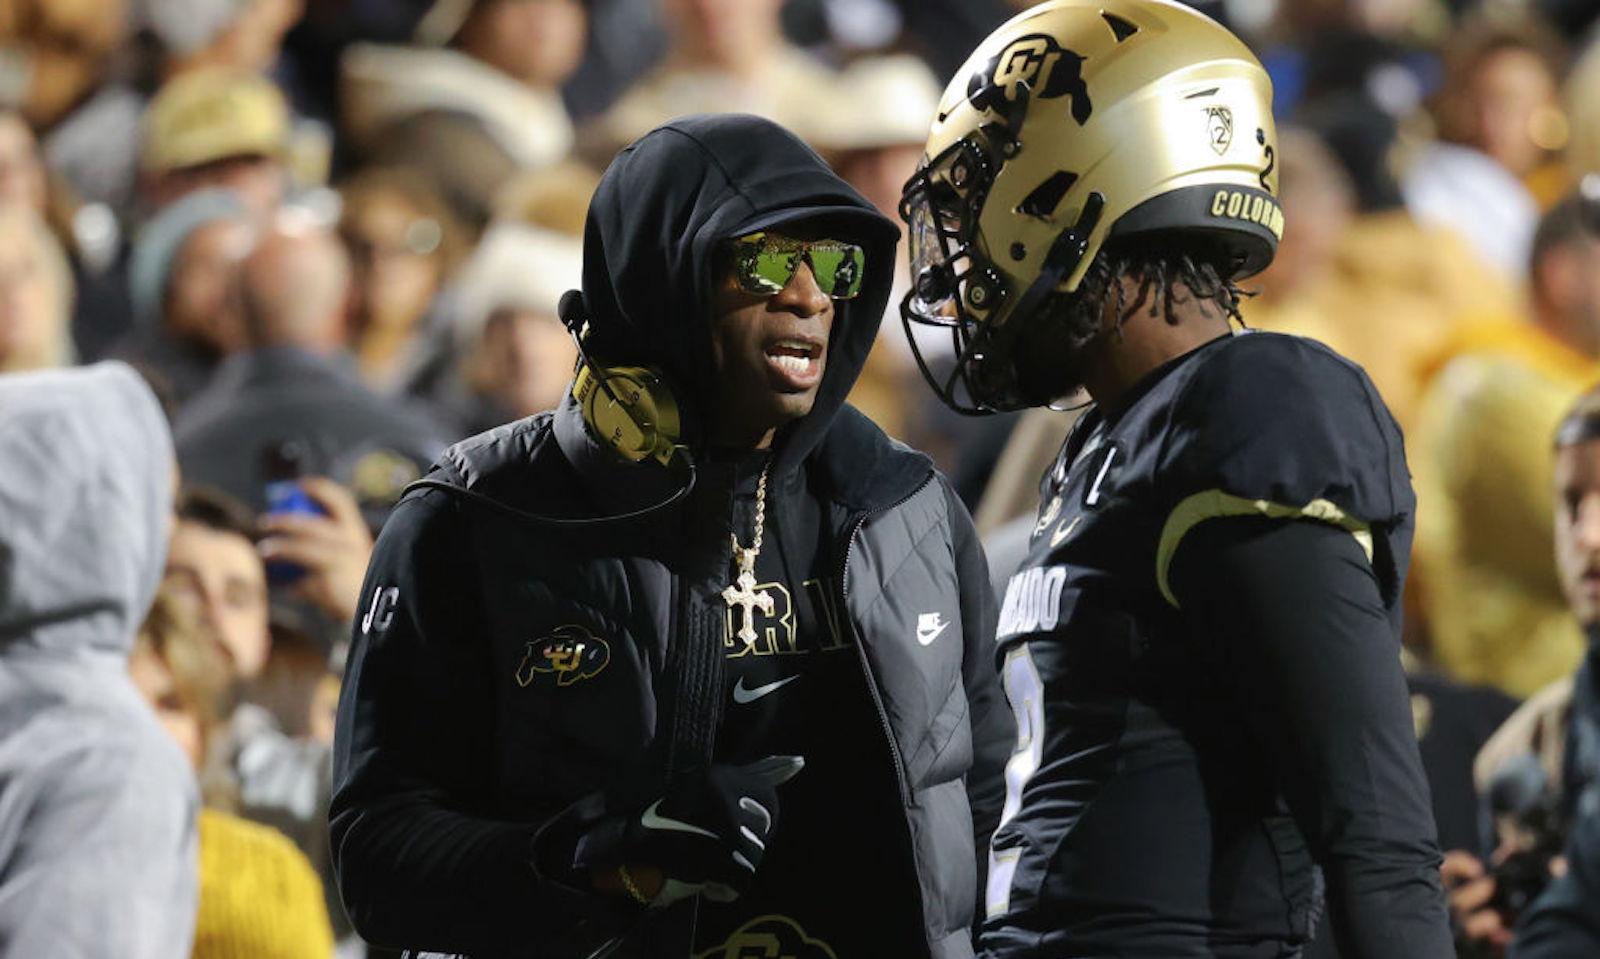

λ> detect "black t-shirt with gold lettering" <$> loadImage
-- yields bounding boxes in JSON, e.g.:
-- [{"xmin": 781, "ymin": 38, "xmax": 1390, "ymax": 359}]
[{"xmin": 693, "ymin": 451, "xmax": 925, "ymax": 958}]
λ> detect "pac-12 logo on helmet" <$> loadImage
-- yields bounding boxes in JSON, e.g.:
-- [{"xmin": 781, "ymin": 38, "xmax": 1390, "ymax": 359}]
[
  {"xmin": 516, "ymin": 624, "xmax": 611, "ymax": 688},
  {"xmin": 1204, "ymin": 105, "xmax": 1234, "ymax": 155},
  {"xmin": 967, "ymin": 34, "xmax": 1092, "ymax": 124}
]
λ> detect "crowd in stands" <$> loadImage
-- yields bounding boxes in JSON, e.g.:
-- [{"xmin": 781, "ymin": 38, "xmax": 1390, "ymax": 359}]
[{"xmin": 1, "ymin": 0, "xmax": 1599, "ymax": 955}]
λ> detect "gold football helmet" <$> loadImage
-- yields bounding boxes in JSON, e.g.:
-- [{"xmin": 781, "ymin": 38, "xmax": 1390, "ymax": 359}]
[{"xmin": 900, "ymin": 0, "xmax": 1281, "ymax": 412}]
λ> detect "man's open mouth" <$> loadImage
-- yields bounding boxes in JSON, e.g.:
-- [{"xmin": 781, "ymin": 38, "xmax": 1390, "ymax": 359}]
[
  {"xmin": 765, "ymin": 338, "xmax": 824, "ymax": 383},
  {"xmin": 769, "ymin": 339, "xmax": 819, "ymax": 369}
]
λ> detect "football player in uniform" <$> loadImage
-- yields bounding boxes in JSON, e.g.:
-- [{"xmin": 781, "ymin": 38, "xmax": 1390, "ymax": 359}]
[{"xmin": 899, "ymin": 2, "xmax": 1454, "ymax": 957}]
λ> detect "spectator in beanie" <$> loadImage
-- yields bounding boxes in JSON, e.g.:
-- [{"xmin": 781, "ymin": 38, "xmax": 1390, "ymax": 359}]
[{"xmin": 112, "ymin": 188, "xmax": 256, "ymax": 407}]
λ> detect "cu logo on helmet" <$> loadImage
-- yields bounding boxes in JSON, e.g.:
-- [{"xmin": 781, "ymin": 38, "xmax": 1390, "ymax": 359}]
[{"xmin": 968, "ymin": 34, "xmax": 1093, "ymax": 125}]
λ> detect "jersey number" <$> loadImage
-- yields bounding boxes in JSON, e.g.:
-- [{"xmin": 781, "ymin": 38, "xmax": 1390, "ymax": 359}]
[{"xmin": 987, "ymin": 644, "xmax": 1045, "ymax": 918}]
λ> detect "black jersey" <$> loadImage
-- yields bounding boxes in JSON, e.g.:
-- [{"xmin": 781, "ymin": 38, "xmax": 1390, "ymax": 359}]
[{"xmin": 982, "ymin": 331, "xmax": 1449, "ymax": 958}]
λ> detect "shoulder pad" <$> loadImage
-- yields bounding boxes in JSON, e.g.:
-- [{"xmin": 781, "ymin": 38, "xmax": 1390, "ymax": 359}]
[{"xmin": 1159, "ymin": 332, "xmax": 1412, "ymax": 526}]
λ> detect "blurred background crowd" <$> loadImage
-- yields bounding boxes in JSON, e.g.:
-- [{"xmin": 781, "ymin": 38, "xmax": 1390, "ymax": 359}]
[{"xmin": 1, "ymin": 0, "xmax": 1599, "ymax": 955}]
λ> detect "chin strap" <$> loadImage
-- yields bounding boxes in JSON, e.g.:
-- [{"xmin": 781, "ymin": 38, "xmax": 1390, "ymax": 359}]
[
  {"xmin": 1006, "ymin": 191, "xmax": 1106, "ymax": 329},
  {"xmin": 961, "ymin": 192, "xmax": 1105, "ymax": 411}
]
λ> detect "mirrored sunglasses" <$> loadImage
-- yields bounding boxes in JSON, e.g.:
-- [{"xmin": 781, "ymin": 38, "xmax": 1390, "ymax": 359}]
[{"xmin": 725, "ymin": 232, "xmax": 866, "ymax": 300}]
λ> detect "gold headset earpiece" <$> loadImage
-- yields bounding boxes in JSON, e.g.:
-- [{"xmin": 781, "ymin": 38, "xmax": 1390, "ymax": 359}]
[
  {"xmin": 404, "ymin": 355, "xmax": 693, "ymax": 526},
  {"xmin": 559, "ymin": 289, "xmax": 684, "ymax": 467},
  {"xmin": 572, "ymin": 359, "xmax": 682, "ymax": 467}
]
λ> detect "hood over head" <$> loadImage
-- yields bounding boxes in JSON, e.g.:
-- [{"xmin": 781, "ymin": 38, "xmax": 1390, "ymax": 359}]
[
  {"xmin": 0, "ymin": 362, "xmax": 174, "ymax": 659},
  {"xmin": 574, "ymin": 113, "xmax": 899, "ymax": 474}
]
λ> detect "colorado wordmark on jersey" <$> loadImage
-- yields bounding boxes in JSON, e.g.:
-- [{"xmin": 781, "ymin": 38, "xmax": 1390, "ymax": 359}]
[{"xmin": 996, "ymin": 565, "xmax": 1067, "ymax": 639}]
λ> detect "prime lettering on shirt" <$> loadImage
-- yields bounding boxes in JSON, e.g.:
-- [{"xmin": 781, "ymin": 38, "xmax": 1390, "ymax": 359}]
[
  {"xmin": 802, "ymin": 577, "xmax": 849, "ymax": 652},
  {"xmin": 725, "ymin": 581, "xmax": 797, "ymax": 656},
  {"xmin": 997, "ymin": 565, "xmax": 1068, "ymax": 639},
  {"xmin": 722, "ymin": 577, "xmax": 849, "ymax": 656}
]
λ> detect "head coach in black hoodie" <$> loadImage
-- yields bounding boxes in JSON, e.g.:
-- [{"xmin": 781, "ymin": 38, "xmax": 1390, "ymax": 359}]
[{"xmin": 329, "ymin": 114, "xmax": 1014, "ymax": 959}]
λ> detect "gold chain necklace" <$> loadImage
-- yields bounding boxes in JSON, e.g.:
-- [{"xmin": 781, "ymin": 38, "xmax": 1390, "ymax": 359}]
[{"xmin": 721, "ymin": 461, "xmax": 774, "ymax": 647}]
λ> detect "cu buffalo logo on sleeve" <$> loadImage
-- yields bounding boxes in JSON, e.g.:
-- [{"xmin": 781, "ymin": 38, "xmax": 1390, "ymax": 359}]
[
  {"xmin": 515, "ymin": 624, "xmax": 611, "ymax": 688},
  {"xmin": 968, "ymin": 34, "xmax": 1092, "ymax": 124}
]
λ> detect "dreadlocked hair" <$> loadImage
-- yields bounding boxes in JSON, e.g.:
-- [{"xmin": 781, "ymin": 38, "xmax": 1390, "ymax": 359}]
[
  {"xmin": 1040, "ymin": 239, "xmax": 1252, "ymax": 348},
  {"xmin": 999, "ymin": 237, "xmax": 1257, "ymax": 408}
]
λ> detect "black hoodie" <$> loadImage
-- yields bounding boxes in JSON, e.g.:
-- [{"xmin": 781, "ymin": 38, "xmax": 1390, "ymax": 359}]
[
  {"xmin": 572, "ymin": 111, "xmax": 897, "ymax": 476},
  {"xmin": 330, "ymin": 114, "xmax": 1012, "ymax": 959}
]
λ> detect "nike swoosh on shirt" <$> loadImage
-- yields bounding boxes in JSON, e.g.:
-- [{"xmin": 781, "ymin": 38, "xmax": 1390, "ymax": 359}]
[
  {"xmin": 916, "ymin": 620, "xmax": 951, "ymax": 646},
  {"xmin": 1049, "ymin": 515, "xmax": 1082, "ymax": 548},
  {"xmin": 640, "ymin": 800, "xmax": 718, "ymax": 838},
  {"xmin": 732, "ymin": 674, "xmax": 800, "ymax": 705}
]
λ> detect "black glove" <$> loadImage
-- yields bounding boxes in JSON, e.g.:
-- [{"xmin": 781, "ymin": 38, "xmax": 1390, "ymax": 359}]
[{"xmin": 574, "ymin": 754, "xmax": 804, "ymax": 906}]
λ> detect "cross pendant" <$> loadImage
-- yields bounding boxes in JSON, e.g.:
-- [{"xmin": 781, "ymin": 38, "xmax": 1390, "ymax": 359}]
[{"xmin": 721, "ymin": 549, "xmax": 774, "ymax": 646}]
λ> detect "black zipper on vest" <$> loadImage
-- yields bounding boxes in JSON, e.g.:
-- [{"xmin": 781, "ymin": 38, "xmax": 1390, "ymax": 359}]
[{"xmin": 839, "ymin": 472, "xmax": 937, "ymax": 807}]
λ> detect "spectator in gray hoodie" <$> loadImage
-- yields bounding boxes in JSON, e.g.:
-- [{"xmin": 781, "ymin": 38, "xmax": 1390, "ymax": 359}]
[{"xmin": 0, "ymin": 361, "xmax": 200, "ymax": 956}]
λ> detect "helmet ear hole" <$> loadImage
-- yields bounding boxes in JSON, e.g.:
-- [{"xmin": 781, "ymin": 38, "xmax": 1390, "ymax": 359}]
[
  {"xmin": 1101, "ymin": 12, "xmax": 1138, "ymax": 42},
  {"xmin": 1018, "ymin": 171, "xmax": 1080, "ymax": 218}
]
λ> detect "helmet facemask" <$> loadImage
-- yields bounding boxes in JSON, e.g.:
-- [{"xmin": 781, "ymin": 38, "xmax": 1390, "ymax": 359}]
[
  {"xmin": 900, "ymin": 119, "xmax": 1105, "ymax": 414},
  {"xmin": 900, "ymin": 130, "xmax": 1003, "ymax": 414}
]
